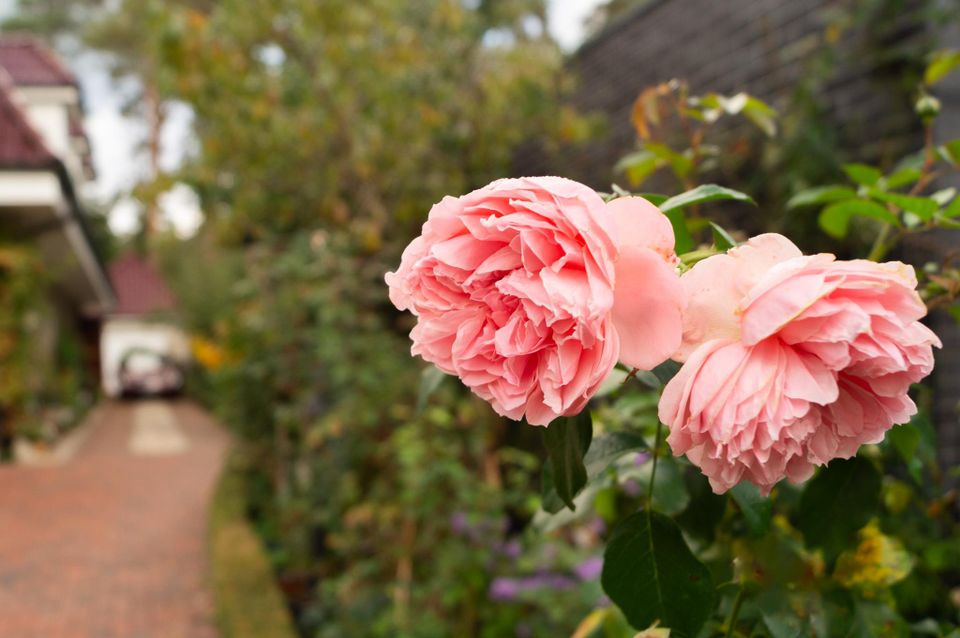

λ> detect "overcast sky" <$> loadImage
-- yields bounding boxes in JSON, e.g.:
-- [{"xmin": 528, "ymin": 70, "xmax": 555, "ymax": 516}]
[{"xmin": 4, "ymin": 0, "xmax": 606, "ymax": 236}]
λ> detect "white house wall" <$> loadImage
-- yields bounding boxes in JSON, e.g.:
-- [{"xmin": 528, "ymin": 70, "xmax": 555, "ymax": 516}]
[
  {"xmin": 100, "ymin": 319, "xmax": 190, "ymax": 398},
  {"xmin": 0, "ymin": 172, "xmax": 61, "ymax": 207},
  {"xmin": 16, "ymin": 86, "xmax": 86, "ymax": 186}
]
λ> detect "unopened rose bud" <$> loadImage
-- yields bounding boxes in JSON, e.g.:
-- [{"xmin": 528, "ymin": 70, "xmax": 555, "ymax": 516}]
[{"xmin": 916, "ymin": 93, "xmax": 941, "ymax": 122}]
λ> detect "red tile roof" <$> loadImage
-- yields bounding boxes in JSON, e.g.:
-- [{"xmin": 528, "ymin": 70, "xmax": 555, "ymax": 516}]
[
  {"xmin": 0, "ymin": 70, "xmax": 55, "ymax": 169},
  {"xmin": 108, "ymin": 254, "xmax": 179, "ymax": 316},
  {"xmin": 0, "ymin": 36, "xmax": 77, "ymax": 87}
]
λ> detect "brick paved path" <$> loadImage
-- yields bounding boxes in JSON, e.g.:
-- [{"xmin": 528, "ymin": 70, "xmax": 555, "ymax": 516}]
[{"xmin": 0, "ymin": 401, "xmax": 230, "ymax": 638}]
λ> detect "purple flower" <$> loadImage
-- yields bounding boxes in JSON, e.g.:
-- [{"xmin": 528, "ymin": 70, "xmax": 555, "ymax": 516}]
[
  {"xmin": 489, "ymin": 577, "xmax": 521, "ymax": 602},
  {"xmin": 590, "ymin": 517, "xmax": 607, "ymax": 535},
  {"xmin": 622, "ymin": 478, "xmax": 643, "ymax": 498},
  {"xmin": 520, "ymin": 574, "xmax": 576, "ymax": 591},
  {"xmin": 490, "ymin": 572, "xmax": 579, "ymax": 601},
  {"xmin": 450, "ymin": 512, "xmax": 470, "ymax": 535},
  {"xmin": 499, "ymin": 539, "xmax": 522, "ymax": 559},
  {"xmin": 574, "ymin": 556, "xmax": 603, "ymax": 581}
]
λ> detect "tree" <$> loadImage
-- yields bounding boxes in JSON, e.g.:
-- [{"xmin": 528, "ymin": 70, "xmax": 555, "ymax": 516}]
[
  {"xmin": 2, "ymin": 0, "xmax": 204, "ymax": 240},
  {"xmin": 161, "ymin": 0, "xmax": 569, "ymax": 242}
]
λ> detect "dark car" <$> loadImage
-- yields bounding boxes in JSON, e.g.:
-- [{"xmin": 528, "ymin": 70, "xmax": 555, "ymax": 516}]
[{"xmin": 118, "ymin": 348, "xmax": 185, "ymax": 398}]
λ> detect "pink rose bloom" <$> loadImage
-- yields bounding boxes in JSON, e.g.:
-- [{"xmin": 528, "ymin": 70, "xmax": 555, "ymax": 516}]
[
  {"xmin": 660, "ymin": 233, "xmax": 940, "ymax": 493},
  {"xmin": 386, "ymin": 176, "xmax": 683, "ymax": 425}
]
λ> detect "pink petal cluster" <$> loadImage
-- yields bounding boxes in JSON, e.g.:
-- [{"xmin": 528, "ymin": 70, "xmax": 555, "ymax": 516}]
[
  {"xmin": 660, "ymin": 234, "xmax": 940, "ymax": 494},
  {"xmin": 386, "ymin": 177, "xmax": 683, "ymax": 426}
]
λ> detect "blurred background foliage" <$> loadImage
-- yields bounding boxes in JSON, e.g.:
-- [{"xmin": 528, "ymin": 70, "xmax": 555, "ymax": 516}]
[
  {"xmin": 0, "ymin": 244, "xmax": 94, "ymax": 456},
  {"xmin": 4, "ymin": 0, "xmax": 960, "ymax": 635},
  {"xmin": 153, "ymin": 1, "xmax": 601, "ymax": 635}
]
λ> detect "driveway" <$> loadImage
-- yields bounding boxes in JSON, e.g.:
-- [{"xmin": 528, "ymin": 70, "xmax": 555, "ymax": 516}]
[{"xmin": 0, "ymin": 401, "xmax": 229, "ymax": 637}]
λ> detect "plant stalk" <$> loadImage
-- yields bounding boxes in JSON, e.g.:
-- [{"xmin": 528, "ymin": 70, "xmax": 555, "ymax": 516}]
[
  {"xmin": 648, "ymin": 420, "xmax": 664, "ymax": 507},
  {"xmin": 725, "ymin": 587, "xmax": 746, "ymax": 638},
  {"xmin": 867, "ymin": 223, "xmax": 892, "ymax": 262}
]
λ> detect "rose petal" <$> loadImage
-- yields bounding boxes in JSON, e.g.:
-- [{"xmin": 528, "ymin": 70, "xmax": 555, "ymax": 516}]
[{"xmin": 611, "ymin": 246, "xmax": 684, "ymax": 370}]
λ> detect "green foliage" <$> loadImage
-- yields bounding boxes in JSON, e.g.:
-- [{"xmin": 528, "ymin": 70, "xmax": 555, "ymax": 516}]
[
  {"xmin": 0, "ymin": 245, "xmax": 44, "ymax": 410},
  {"xmin": 730, "ymin": 483, "xmax": 772, "ymax": 538},
  {"xmin": 788, "ymin": 139, "xmax": 960, "ymax": 254},
  {"xmin": 543, "ymin": 412, "xmax": 593, "ymax": 511},
  {"xmin": 924, "ymin": 49, "xmax": 960, "ymax": 86},
  {"xmin": 77, "ymin": 1, "xmax": 960, "ymax": 635},
  {"xmin": 659, "ymin": 184, "xmax": 756, "ymax": 213},
  {"xmin": 708, "ymin": 221, "xmax": 737, "ymax": 250},
  {"xmin": 616, "ymin": 81, "xmax": 776, "ymax": 192},
  {"xmin": 663, "ymin": 208, "xmax": 695, "ymax": 254},
  {"xmin": 601, "ymin": 510, "xmax": 715, "ymax": 637},
  {"xmin": 795, "ymin": 458, "xmax": 882, "ymax": 561},
  {"xmin": 818, "ymin": 199, "xmax": 899, "ymax": 239},
  {"xmin": 786, "ymin": 186, "xmax": 859, "ymax": 209},
  {"xmin": 210, "ymin": 454, "xmax": 299, "ymax": 638},
  {"xmin": 140, "ymin": 2, "xmax": 609, "ymax": 635},
  {"xmin": 0, "ymin": 244, "xmax": 92, "ymax": 449},
  {"xmin": 531, "ymin": 42, "xmax": 960, "ymax": 633}
]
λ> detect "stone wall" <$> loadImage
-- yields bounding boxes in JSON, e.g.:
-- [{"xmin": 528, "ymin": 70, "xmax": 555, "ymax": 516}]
[{"xmin": 522, "ymin": 0, "xmax": 959, "ymax": 470}]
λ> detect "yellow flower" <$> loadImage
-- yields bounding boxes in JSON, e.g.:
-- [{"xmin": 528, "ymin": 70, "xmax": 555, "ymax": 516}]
[
  {"xmin": 834, "ymin": 523, "xmax": 913, "ymax": 590},
  {"xmin": 191, "ymin": 335, "xmax": 228, "ymax": 371}
]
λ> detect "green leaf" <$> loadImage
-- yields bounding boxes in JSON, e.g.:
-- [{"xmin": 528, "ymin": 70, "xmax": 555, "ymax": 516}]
[
  {"xmin": 842, "ymin": 163, "xmax": 883, "ymax": 187},
  {"xmin": 909, "ymin": 619, "xmax": 942, "ymax": 636},
  {"xmin": 583, "ymin": 432, "xmax": 648, "ymax": 476},
  {"xmin": 651, "ymin": 360, "xmax": 681, "ymax": 386},
  {"xmin": 938, "ymin": 139, "xmax": 960, "ymax": 165},
  {"xmin": 795, "ymin": 457, "xmax": 882, "ymax": 560},
  {"xmin": 616, "ymin": 150, "xmax": 662, "ymax": 187},
  {"xmin": 660, "ymin": 184, "xmax": 756, "ymax": 213},
  {"xmin": 540, "ymin": 459, "xmax": 567, "ymax": 514},
  {"xmin": 868, "ymin": 190, "xmax": 939, "ymax": 220},
  {"xmin": 534, "ymin": 481, "xmax": 603, "ymax": 532},
  {"xmin": 921, "ymin": 538, "xmax": 960, "ymax": 572},
  {"xmin": 819, "ymin": 199, "xmax": 900, "ymax": 239},
  {"xmin": 787, "ymin": 186, "xmax": 858, "ymax": 209},
  {"xmin": 416, "ymin": 365, "xmax": 446, "ymax": 413},
  {"xmin": 629, "ymin": 455, "xmax": 690, "ymax": 516},
  {"xmin": 888, "ymin": 423, "xmax": 923, "ymax": 483},
  {"xmin": 709, "ymin": 222, "xmax": 736, "ymax": 250},
  {"xmin": 638, "ymin": 192, "xmax": 668, "ymax": 206},
  {"xmin": 758, "ymin": 590, "xmax": 826, "ymax": 638},
  {"xmin": 646, "ymin": 142, "xmax": 694, "ymax": 179},
  {"xmin": 894, "ymin": 150, "xmax": 927, "ymax": 173},
  {"xmin": 944, "ymin": 196, "xmax": 960, "ymax": 219},
  {"xmin": 925, "ymin": 49, "xmax": 960, "ymax": 86},
  {"xmin": 570, "ymin": 607, "xmax": 635, "ymax": 638},
  {"xmin": 675, "ymin": 469, "xmax": 728, "ymax": 541},
  {"xmin": 888, "ymin": 423, "xmax": 920, "ymax": 463},
  {"xmin": 601, "ymin": 510, "xmax": 715, "ymax": 636},
  {"xmin": 846, "ymin": 600, "xmax": 909, "ymax": 637},
  {"xmin": 742, "ymin": 95, "xmax": 778, "ymax": 136},
  {"xmin": 543, "ymin": 412, "xmax": 593, "ymax": 511},
  {"xmin": 595, "ymin": 367, "xmax": 630, "ymax": 397},
  {"xmin": 664, "ymin": 209, "xmax": 695, "ymax": 254},
  {"xmin": 730, "ymin": 482, "xmax": 772, "ymax": 537},
  {"xmin": 885, "ymin": 167, "xmax": 922, "ymax": 189}
]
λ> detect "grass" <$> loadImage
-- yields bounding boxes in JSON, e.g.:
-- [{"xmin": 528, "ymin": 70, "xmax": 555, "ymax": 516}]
[{"xmin": 210, "ymin": 452, "xmax": 299, "ymax": 638}]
